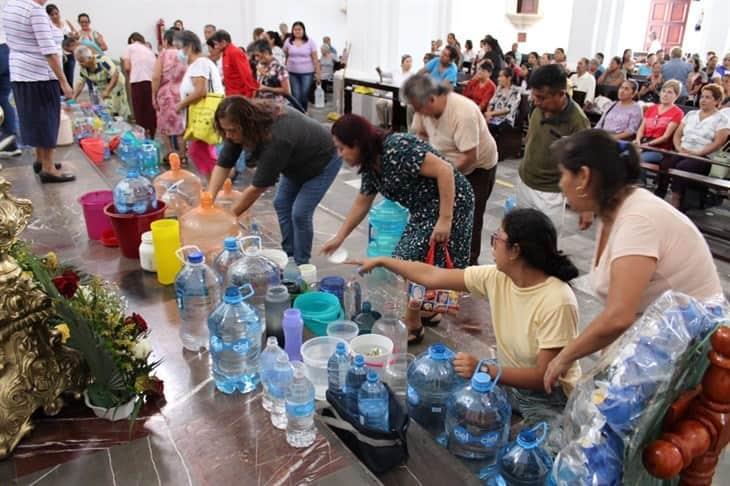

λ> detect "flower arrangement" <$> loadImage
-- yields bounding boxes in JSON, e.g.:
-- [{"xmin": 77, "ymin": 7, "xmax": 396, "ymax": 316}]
[{"xmin": 10, "ymin": 241, "xmax": 164, "ymax": 417}]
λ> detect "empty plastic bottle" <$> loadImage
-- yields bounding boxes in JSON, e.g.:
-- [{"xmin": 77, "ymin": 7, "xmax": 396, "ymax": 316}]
[
  {"xmin": 207, "ymin": 285, "xmax": 263, "ymax": 394},
  {"xmin": 269, "ymin": 354, "xmax": 293, "ymax": 429},
  {"xmin": 264, "ymin": 285, "xmax": 290, "ymax": 345},
  {"xmin": 314, "ymin": 84, "xmax": 325, "ymax": 108},
  {"xmin": 180, "ymin": 191, "xmax": 238, "ymax": 262},
  {"xmin": 497, "ymin": 422, "xmax": 553, "ymax": 486},
  {"xmin": 282, "ymin": 308, "xmax": 304, "ymax": 361},
  {"xmin": 175, "ymin": 249, "xmax": 222, "ymax": 352},
  {"xmin": 213, "ymin": 237, "xmax": 244, "ymax": 284},
  {"xmin": 286, "ymin": 361, "xmax": 317, "ymax": 448},
  {"xmin": 140, "ymin": 142, "xmax": 160, "ymax": 178},
  {"xmin": 345, "ymin": 354, "xmax": 369, "ymax": 416},
  {"xmin": 371, "ymin": 301, "xmax": 408, "ymax": 357},
  {"xmin": 113, "ymin": 165, "xmax": 157, "ymax": 215},
  {"xmin": 327, "ymin": 342, "xmax": 351, "ymax": 398},
  {"xmin": 153, "ymin": 153, "xmax": 202, "ymax": 218},
  {"xmin": 367, "ymin": 199, "xmax": 409, "ymax": 258},
  {"xmin": 260, "ymin": 336, "xmax": 287, "ymax": 412},
  {"xmin": 358, "ymin": 371, "xmax": 389, "ymax": 432},
  {"xmin": 228, "ymin": 236, "xmax": 281, "ymax": 318},
  {"xmin": 283, "ymin": 257, "xmax": 303, "ymax": 284},
  {"xmin": 214, "ymin": 178, "xmax": 243, "ymax": 213}
]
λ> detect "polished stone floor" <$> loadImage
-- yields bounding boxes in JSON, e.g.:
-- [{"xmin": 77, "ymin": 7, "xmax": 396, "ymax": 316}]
[{"xmin": 1, "ymin": 110, "xmax": 729, "ymax": 484}]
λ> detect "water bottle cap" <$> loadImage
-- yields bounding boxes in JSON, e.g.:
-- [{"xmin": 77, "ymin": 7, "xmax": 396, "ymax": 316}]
[
  {"xmin": 516, "ymin": 422, "xmax": 548, "ymax": 449},
  {"xmin": 428, "ymin": 343, "xmax": 452, "ymax": 361},
  {"xmin": 223, "ymin": 286, "xmax": 242, "ymax": 304},
  {"xmin": 168, "ymin": 152, "xmax": 181, "ymax": 170},
  {"xmin": 366, "ymin": 370, "xmax": 378, "ymax": 383},
  {"xmin": 362, "ymin": 301, "xmax": 372, "ymax": 312},
  {"xmin": 471, "ymin": 372, "xmax": 492, "ymax": 392},
  {"xmin": 187, "ymin": 251, "xmax": 204, "ymax": 264},
  {"xmin": 266, "ymin": 336, "xmax": 278, "ymax": 347},
  {"xmin": 223, "ymin": 237, "xmax": 238, "ymax": 251},
  {"xmin": 354, "ymin": 354, "xmax": 365, "ymax": 366},
  {"xmin": 336, "ymin": 342, "xmax": 346, "ymax": 354}
]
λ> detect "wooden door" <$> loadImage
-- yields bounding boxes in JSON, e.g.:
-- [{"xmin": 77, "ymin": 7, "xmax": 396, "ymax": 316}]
[{"xmin": 645, "ymin": 0, "xmax": 690, "ymax": 52}]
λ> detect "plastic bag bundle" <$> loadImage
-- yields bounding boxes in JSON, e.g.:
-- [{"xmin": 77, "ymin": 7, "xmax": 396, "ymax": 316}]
[{"xmin": 551, "ymin": 291, "xmax": 728, "ymax": 486}]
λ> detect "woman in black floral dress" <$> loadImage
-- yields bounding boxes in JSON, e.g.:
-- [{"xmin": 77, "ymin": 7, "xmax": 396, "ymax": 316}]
[{"xmin": 322, "ymin": 114, "xmax": 474, "ymax": 343}]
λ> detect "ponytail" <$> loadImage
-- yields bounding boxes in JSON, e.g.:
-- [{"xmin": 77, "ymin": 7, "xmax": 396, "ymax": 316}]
[{"xmin": 547, "ymin": 253, "xmax": 580, "ymax": 282}]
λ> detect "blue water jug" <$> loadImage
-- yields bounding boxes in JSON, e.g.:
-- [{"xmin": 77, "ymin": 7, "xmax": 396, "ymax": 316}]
[
  {"xmin": 113, "ymin": 165, "xmax": 157, "ymax": 214},
  {"xmin": 213, "ymin": 237, "xmax": 244, "ymax": 284},
  {"xmin": 208, "ymin": 285, "xmax": 263, "ymax": 394},
  {"xmin": 497, "ymin": 422, "xmax": 553, "ymax": 486},
  {"xmin": 175, "ymin": 248, "xmax": 222, "ymax": 351},
  {"xmin": 407, "ymin": 343, "xmax": 464, "ymax": 435},
  {"xmin": 445, "ymin": 360, "xmax": 511, "ymax": 467},
  {"xmin": 260, "ymin": 336, "xmax": 287, "ymax": 412},
  {"xmin": 118, "ymin": 130, "xmax": 141, "ymax": 167},
  {"xmin": 367, "ymin": 198, "xmax": 409, "ymax": 257},
  {"xmin": 358, "ymin": 370, "xmax": 389, "ymax": 432}
]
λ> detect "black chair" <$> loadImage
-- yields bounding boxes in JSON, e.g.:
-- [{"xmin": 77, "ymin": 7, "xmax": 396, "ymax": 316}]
[
  {"xmin": 596, "ymin": 84, "xmax": 619, "ymax": 101},
  {"xmin": 572, "ymin": 90, "xmax": 587, "ymax": 107}
]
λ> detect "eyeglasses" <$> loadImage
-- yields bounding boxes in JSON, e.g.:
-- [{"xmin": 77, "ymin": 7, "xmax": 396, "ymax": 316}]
[{"xmin": 490, "ymin": 232, "xmax": 509, "ymax": 247}]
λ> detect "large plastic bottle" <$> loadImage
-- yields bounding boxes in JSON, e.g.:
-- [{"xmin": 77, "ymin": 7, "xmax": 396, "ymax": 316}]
[
  {"xmin": 213, "ymin": 237, "xmax": 244, "ymax": 284},
  {"xmin": 153, "ymin": 153, "xmax": 202, "ymax": 218},
  {"xmin": 345, "ymin": 354, "xmax": 369, "ymax": 416},
  {"xmin": 407, "ymin": 343, "xmax": 464, "ymax": 435},
  {"xmin": 214, "ymin": 178, "xmax": 243, "ymax": 214},
  {"xmin": 286, "ymin": 361, "xmax": 317, "ymax": 448},
  {"xmin": 327, "ymin": 342, "xmax": 351, "ymax": 398},
  {"xmin": 497, "ymin": 422, "xmax": 553, "ymax": 486},
  {"xmin": 180, "ymin": 191, "xmax": 238, "ymax": 262},
  {"xmin": 227, "ymin": 236, "xmax": 281, "ymax": 318},
  {"xmin": 371, "ymin": 301, "xmax": 408, "ymax": 357},
  {"xmin": 444, "ymin": 364, "xmax": 511, "ymax": 466},
  {"xmin": 264, "ymin": 285, "xmax": 290, "ymax": 345},
  {"xmin": 367, "ymin": 198, "xmax": 409, "ymax": 258},
  {"xmin": 113, "ymin": 165, "xmax": 157, "ymax": 215},
  {"xmin": 174, "ymin": 249, "xmax": 222, "ymax": 351},
  {"xmin": 358, "ymin": 370, "xmax": 389, "ymax": 432},
  {"xmin": 260, "ymin": 337, "xmax": 287, "ymax": 412},
  {"xmin": 207, "ymin": 285, "xmax": 263, "ymax": 394},
  {"xmin": 269, "ymin": 354, "xmax": 293, "ymax": 429}
]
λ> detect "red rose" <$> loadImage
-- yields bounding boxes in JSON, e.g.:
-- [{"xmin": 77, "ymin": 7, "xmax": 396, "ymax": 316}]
[
  {"xmin": 52, "ymin": 270, "xmax": 80, "ymax": 299},
  {"xmin": 125, "ymin": 313, "xmax": 148, "ymax": 334}
]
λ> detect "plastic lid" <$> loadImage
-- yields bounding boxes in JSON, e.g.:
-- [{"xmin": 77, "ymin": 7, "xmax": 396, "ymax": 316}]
[
  {"xmin": 187, "ymin": 251, "xmax": 204, "ymax": 264},
  {"xmin": 141, "ymin": 231, "xmax": 153, "ymax": 244},
  {"xmin": 471, "ymin": 372, "xmax": 492, "ymax": 393},
  {"xmin": 354, "ymin": 354, "xmax": 365, "ymax": 366},
  {"xmin": 516, "ymin": 422, "xmax": 548, "ymax": 450},
  {"xmin": 266, "ymin": 336, "xmax": 279, "ymax": 347},
  {"xmin": 224, "ymin": 237, "xmax": 238, "ymax": 251},
  {"xmin": 366, "ymin": 370, "xmax": 378, "ymax": 383},
  {"xmin": 283, "ymin": 308, "xmax": 302, "ymax": 322},
  {"xmin": 335, "ymin": 342, "xmax": 346, "ymax": 354},
  {"xmin": 428, "ymin": 343, "xmax": 451, "ymax": 361},
  {"xmin": 266, "ymin": 285, "xmax": 289, "ymax": 298},
  {"xmin": 169, "ymin": 153, "xmax": 181, "ymax": 170},
  {"xmin": 224, "ymin": 286, "xmax": 242, "ymax": 304}
]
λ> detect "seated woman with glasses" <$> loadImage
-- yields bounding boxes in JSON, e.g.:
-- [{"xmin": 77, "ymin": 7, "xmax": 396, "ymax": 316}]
[{"xmin": 357, "ymin": 208, "xmax": 581, "ymax": 425}]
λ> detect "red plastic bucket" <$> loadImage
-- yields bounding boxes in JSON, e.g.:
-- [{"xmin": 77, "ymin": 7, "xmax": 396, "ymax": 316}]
[
  {"xmin": 79, "ymin": 190, "xmax": 114, "ymax": 240},
  {"xmin": 104, "ymin": 201, "xmax": 167, "ymax": 259},
  {"xmin": 80, "ymin": 137, "xmax": 105, "ymax": 164}
]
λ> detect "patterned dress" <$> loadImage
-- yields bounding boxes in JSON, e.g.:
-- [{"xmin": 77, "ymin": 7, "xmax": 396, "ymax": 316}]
[
  {"xmin": 360, "ymin": 133, "xmax": 474, "ymax": 268},
  {"xmin": 79, "ymin": 55, "xmax": 130, "ymax": 117},
  {"xmin": 156, "ymin": 49, "xmax": 186, "ymax": 136},
  {"xmin": 256, "ymin": 59, "xmax": 289, "ymax": 104}
]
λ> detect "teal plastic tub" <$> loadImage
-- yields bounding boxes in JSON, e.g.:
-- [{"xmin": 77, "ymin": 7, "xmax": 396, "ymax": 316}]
[{"xmin": 294, "ymin": 291, "xmax": 344, "ymax": 336}]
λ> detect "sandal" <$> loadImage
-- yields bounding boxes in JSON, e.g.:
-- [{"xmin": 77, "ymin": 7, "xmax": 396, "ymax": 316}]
[
  {"xmin": 421, "ymin": 313, "xmax": 442, "ymax": 328},
  {"xmin": 408, "ymin": 325, "xmax": 425, "ymax": 345}
]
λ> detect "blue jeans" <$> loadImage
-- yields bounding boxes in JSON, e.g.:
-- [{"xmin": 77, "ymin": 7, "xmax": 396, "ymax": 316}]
[
  {"xmin": 0, "ymin": 43, "xmax": 19, "ymax": 138},
  {"xmin": 641, "ymin": 150, "xmax": 664, "ymax": 185},
  {"xmin": 274, "ymin": 154, "xmax": 342, "ymax": 264},
  {"xmin": 289, "ymin": 72, "xmax": 314, "ymax": 113},
  {"xmin": 63, "ymin": 52, "xmax": 75, "ymax": 86}
]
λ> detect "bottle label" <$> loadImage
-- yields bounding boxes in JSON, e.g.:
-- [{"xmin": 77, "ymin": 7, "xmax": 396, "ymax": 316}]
[
  {"xmin": 407, "ymin": 385, "xmax": 419, "ymax": 406},
  {"xmin": 453, "ymin": 426, "xmax": 500, "ymax": 447},
  {"xmin": 431, "ymin": 406, "xmax": 442, "ymax": 413},
  {"xmin": 286, "ymin": 401, "xmax": 315, "ymax": 417}
]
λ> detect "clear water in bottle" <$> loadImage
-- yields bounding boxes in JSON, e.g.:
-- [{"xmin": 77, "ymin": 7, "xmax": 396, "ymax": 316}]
[
  {"xmin": 113, "ymin": 166, "xmax": 157, "ymax": 214},
  {"xmin": 260, "ymin": 337, "xmax": 287, "ymax": 412},
  {"xmin": 175, "ymin": 250, "xmax": 222, "ymax": 351},
  {"xmin": 213, "ymin": 237, "xmax": 244, "ymax": 285},
  {"xmin": 497, "ymin": 422, "xmax": 553, "ymax": 486},
  {"xmin": 227, "ymin": 236, "xmax": 281, "ymax": 318},
  {"xmin": 269, "ymin": 354, "xmax": 293, "ymax": 429},
  {"xmin": 207, "ymin": 285, "xmax": 263, "ymax": 394},
  {"xmin": 327, "ymin": 342, "xmax": 351, "ymax": 398},
  {"xmin": 286, "ymin": 362, "xmax": 317, "ymax": 448},
  {"xmin": 358, "ymin": 370, "xmax": 389, "ymax": 432},
  {"xmin": 345, "ymin": 354, "xmax": 369, "ymax": 416}
]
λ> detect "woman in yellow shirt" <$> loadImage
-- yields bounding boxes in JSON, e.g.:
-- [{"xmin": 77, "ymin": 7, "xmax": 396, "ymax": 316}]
[{"xmin": 358, "ymin": 208, "xmax": 581, "ymax": 424}]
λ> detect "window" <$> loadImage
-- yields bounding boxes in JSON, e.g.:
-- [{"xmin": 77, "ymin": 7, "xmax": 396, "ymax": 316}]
[{"xmin": 517, "ymin": 0, "xmax": 539, "ymax": 14}]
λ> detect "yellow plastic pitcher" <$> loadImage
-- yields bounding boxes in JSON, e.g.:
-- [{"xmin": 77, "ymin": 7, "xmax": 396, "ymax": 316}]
[{"xmin": 150, "ymin": 219, "xmax": 182, "ymax": 285}]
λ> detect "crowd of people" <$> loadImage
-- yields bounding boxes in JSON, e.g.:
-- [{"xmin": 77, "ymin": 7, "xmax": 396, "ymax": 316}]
[{"xmin": 0, "ymin": 1, "xmax": 727, "ymax": 426}]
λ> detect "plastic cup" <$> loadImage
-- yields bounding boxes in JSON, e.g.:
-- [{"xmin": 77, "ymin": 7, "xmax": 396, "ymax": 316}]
[
  {"xmin": 298, "ymin": 264, "xmax": 318, "ymax": 285},
  {"xmin": 150, "ymin": 219, "xmax": 182, "ymax": 285},
  {"xmin": 328, "ymin": 247, "xmax": 348, "ymax": 264}
]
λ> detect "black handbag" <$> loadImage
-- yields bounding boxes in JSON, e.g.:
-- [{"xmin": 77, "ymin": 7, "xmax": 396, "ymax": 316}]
[{"xmin": 316, "ymin": 385, "xmax": 409, "ymax": 475}]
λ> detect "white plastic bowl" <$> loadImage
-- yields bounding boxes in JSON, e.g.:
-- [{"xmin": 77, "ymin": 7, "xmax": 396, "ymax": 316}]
[
  {"xmin": 301, "ymin": 336, "xmax": 348, "ymax": 400},
  {"xmin": 350, "ymin": 334, "xmax": 393, "ymax": 377},
  {"xmin": 326, "ymin": 320, "xmax": 360, "ymax": 342},
  {"xmin": 261, "ymin": 248, "xmax": 289, "ymax": 269}
]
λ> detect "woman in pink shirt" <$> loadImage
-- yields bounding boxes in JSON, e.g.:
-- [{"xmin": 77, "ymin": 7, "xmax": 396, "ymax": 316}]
[
  {"xmin": 152, "ymin": 29, "xmax": 187, "ymax": 161},
  {"xmin": 122, "ymin": 33, "xmax": 157, "ymax": 137},
  {"xmin": 543, "ymin": 129, "xmax": 723, "ymax": 391},
  {"xmin": 283, "ymin": 21, "xmax": 320, "ymax": 112}
]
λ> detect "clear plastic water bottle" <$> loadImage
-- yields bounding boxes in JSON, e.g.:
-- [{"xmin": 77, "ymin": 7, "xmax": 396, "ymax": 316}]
[
  {"xmin": 207, "ymin": 285, "xmax": 263, "ymax": 394},
  {"xmin": 286, "ymin": 362, "xmax": 317, "ymax": 448},
  {"xmin": 113, "ymin": 166, "xmax": 157, "ymax": 214},
  {"xmin": 327, "ymin": 342, "xmax": 351, "ymax": 398},
  {"xmin": 213, "ymin": 237, "xmax": 244, "ymax": 285},
  {"xmin": 371, "ymin": 301, "xmax": 407, "ymax": 356},
  {"xmin": 282, "ymin": 308, "xmax": 304, "ymax": 361},
  {"xmin": 269, "ymin": 354, "xmax": 293, "ymax": 429},
  {"xmin": 140, "ymin": 142, "xmax": 160, "ymax": 178},
  {"xmin": 260, "ymin": 337, "xmax": 287, "ymax": 412},
  {"xmin": 345, "ymin": 354, "xmax": 369, "ymax": 416},
  {"xmin": 283, "ymin": 257, "xmax": 303, "ymax": 283},
  {"xmin": 227, "ymin": 236, "xmax": 281, "ymax": 318},
  {"xmin": 497, "ymin": 422, "xmax": 553, "ymax": 486},
  {"xmin": 175, "ymin": 249, "xmax": 222, "ymax": 352},
  {"xmin": 358, "ymin": 370, "xmax": 389, "ymax": 432}
]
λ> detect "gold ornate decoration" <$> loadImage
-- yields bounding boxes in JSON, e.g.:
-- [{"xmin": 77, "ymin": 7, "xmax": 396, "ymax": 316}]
[{"xmin": 0, "ymin": 176, "xmax": 85, "ymax": 459}]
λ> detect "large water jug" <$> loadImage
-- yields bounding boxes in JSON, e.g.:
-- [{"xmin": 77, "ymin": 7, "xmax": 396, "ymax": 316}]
[
  {"xmin": 213, "ymin": 237, "xmax": 244, "ymax": 284},
  {"xmin": 174, "ymin": 248, "xmax": 222, "ymax": 351},
  {"xmin": 112, "ymin": 165, "xmax": 157, "ymax": 215},
  {"xmin": 497, "ymin": 422, "xmax": 553, "ymax": 486},
  {"xmin": 260, "ymin": 336, "xmax": 287, "ymax": 412},
  {"xmin": 407, "ymin": 343, "xmax": 464, "ymax": 435},
  {"xmin": 117, "ymin": 130, "xmax": 140, "ymax": 166},
  {"xmin": 207, "ymin": 285, "xmax": 263, "ymax": 394},
  {"xmin": 180, "ymin": 191, "xmax": 238, "ymax": 262},
  {"xmin": 358, "ymin": 370, "xmax": 389, "ymax": 432},
  {"xmin": 153, "ymin": 153, "xmax": 202, "ymax": 218},
  {"xmin": 444, "ymin": 361, "xmax": 511, "ymax": 467},
  {"xmin": 286, "ymin": 361, "xmax": 317, "ymax": 448},
  {"xmin": 227, "ymin": 236, "xmax": 281, "ymax": 318},
  {"xmin": 214, "ymin": 179, "xmax": 243, "ymax": 214},
  {"xmin": 367, "ymin": 198, "xmax": 409, "ymax": 258}
]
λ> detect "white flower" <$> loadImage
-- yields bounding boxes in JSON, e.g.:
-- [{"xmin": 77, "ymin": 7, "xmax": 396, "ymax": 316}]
[{"xmin": 133, "ymin": 338, "xmax": 152, "ymax": 360}]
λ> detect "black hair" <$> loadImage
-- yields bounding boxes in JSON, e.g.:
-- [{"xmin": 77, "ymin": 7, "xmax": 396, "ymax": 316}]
[
  {"xmin": 484, "ymin": 35, "xmax": 504, "ymax": 59},
  {"xmin": 479, "ymin": 60, "xmax": 494, "ymax": 73},
  {"xmin": 174, "ymin": 30, "xmax": 202, "ymax": 54},
  {"xmin": 210, "ymin": 30, "xmax": 232, "ymax": 45},
  {"xmin": 610, "ymin": 56, "xmax": 621, "ymax": 67},
  {"xmin": 502, "ymin": 209, "xmax": 579, "ymax": 282},
  {"xmin": 77, "ymin": 13, "xmax": 89, "ymax": 22},
  {"xmin": 551, "ymin": 129, "xmax": 641, "ymax": 215},
  {"xmin": 206, "ymin": 36, "xmax": 215, "ymax": 49},
  {"xmin": 499, "ymin": 67, "xmax": 516, "ymax": 85},
  {"xmin": 163, "ymin": 29, "xmax": 176, "ymax": 46},
  {"xmin": 596, "ymin": 52, "xmax": 605, "ymax": 62},
  {"xmin": 291, "ymin": 21, "xmax": 308, "ymax": 42},
  {"xmin": 252, "ymin": 39, "xmax": 272, "ymax": 55},
  {"xmin": 443, "ymin": 45, "xmax": 458, "ymax": 62},
  {"xmin": 528, "ymin": 64, "xmax": 567, "ymax": 91},
  {"xmin": 45, "ymin": 3, "xmax": 58, "ymax": 15},
  {"xmin": 401, "ymin": 54, "xmax": 412, "ymax": 65},
  {"xmin": 128, "ymin": 32, "xmax": 145, "ymax": 45},
  {"xmin": 465, "ymin": 40, "xmax": 473, "ymax": 50},
  {"xmin": 62, "ymin": 36, "xmax": 78, "ymax": 51},
  {"xmin": 266, "ymin": 30, "xmax": 283, "ymax": 48}
]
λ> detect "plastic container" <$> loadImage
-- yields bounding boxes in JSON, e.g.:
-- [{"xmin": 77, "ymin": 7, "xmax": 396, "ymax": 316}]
[
  {"xmin": 153, "ymin": 153, "xmax": 202, "ymax": 218},
  {"xmin": 326, "ymin": 320, "xmax": 359, "ymax": 343},
  {"xmin": 497, "ymin": 422, "xmax": 553, "ymax": 486},
  {"xmin": 214, "ymin": 179, "xmax": 243, "ymax": 213},
  {"xmin": 371, "ymin": 301, "xmax": 407, "ymax": 357},
  {"xmin": 79, "ymin": 190, "xmax": 114, "ymax": 240},
  {"xmin": 350, "ymin": 334, "xmax": 393, "ymax": 375},
  {"xmin": 227, "ymin": 236, "xmax": 281, "ymax": 318},
  {"xmin": 57, "ymin": 110, "xmax": 73, "ymax": 146},
  {"xmin": 283, "ymin": 308, "xmax": 304, "ymax": 362},
  {"xmin": 150, "ymin": 219, "xmax": 182, "ymax": 285},
  {"xmin": 293, "ymin": 291, "xmax": 344, "ymax": 336},
  {"xmin": 113, "ymin": 166, "xmax": 157, "ymax": 215},
  {"xmin": 407, "ymin": 343, "xmax": 464, "ymax": 436},
  {"xmin": 327, "ymin": 341, "xmax": 351, "ymax": 398},
  {"xmin": 260, "ymin": 248, "xmax": 289, "ymax": 269},
  {"xmin": 286, "ymin": 361, "xmax": 317, "ymax": 448},
  {"xmin": 367, "ymin": 198, "xmax": 409, "ymax": 258},
  {"xmin": 180, "ymin": 191, "xmax": 238, "ymax": 262},
  {"xmin": 345, "ymin": 354, "xmax": 369, "ymax": 416},
  {"xmin": 264, "ymin": 285, "xmax": 290, "ymax": 346},
  {"xmin": 213, "ymin": 237, "xmax": 244, "ymax": 285},
  {"xmin": 298, "ymin": 264, "xmax": 318, "ymax": 285},
  {"xmin": 80, "ymin": 137, "xmax": 105, "ymax": 164},
  {"xmin": 358, "ymin": 370, "xmax": 389, "ymax": 432},
  {"xmin": 140, "ymin": 142, "xmax": 160, "ymax": 178},
  {"xmin": 283, "ymin": 257, "xmax": 303, "ymax": 285},
  {"xmin": 270, "ymin": 353, "xmax": 293, "ymax": 429},
  {"xmin": 104, "ymin": 201, "xmax": 167, "ymax": 259},
  {"xmin": 138, "ymin": 231, "xmax": 156, "ymax": 272},
  {"xmin": 314, "ymin": 84, "xmax": 325, "ymax": 108},
  {"xmin": 175, "ymin": 248, "xmax": 222, "ymax": 351},
  {"xmin": 318, "ymin": 276, "xmax": 346, "ymax": 306},
  {"xmin": 301, "ymin": 336, "xmax": 348, "ymax": 400},
  {"xmin": 207, "ymin": 285, "xmax": 263, "ymax": 394},
  {"xmin": 260, "ymin": 336, "xmax": 287, "ymax": 412}
]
